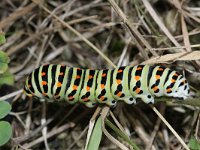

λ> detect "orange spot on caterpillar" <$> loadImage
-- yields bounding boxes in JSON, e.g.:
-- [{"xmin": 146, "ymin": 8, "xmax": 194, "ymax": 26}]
[
  {"xmin": 158, "ymin": 68, "xmax": 164, "ymax": 71},
  {"xmin": 174, "ymin": 73, "xmax": 179, "ymax": 76},
  {"xmin": 135, "ymin": 88, "xmax": 141, "ymax": 94},
  {"xmin": 156, "ymin": 75, "xmax": 160, "ymax": 79},
  {"xmin": 135, "ymin": 76, "xmax": 140, "ymax": 81},
  {"xmin": 42, "ymin": 81, "xmax": 47, "ymax": 85},
  {"xmin": 136, "ymin": 67, "xmax": 142, "ymax": 70},
  {"xmin": 171, "ymin": 79, "xmax": 176, "ymax": 83},
  {"xmin": 68, "ymin": 96, "xmax": 74, "ymax": 100},
  {"xmin": 41, "ymin": 72, "xmax": 46, "ymax": 76},
  {"xmin": 89, "ymin": 75, "xmax": 93, "ymax": 79},
  {"xmin": 153, "ymin": 86, "xmax": 158, "ymax": 92},
  {"xmin": 102, "ymin": 73, "xmax": 106, "ymax": 77},
  {"xmin": 77, "ymin": 68, "xmax": 81, "ymax": 70},
  {"xmin": 116, "ymin": 79, "xmax": 121, "ymax": 84},
  {"xmin": 100, "ymin": 96, "xmax": 105, "ymax": 101},
  {"xmin": 83, "ymin": 97, "xmax": 89, "ymax": 102},
  {"xmin": 117, "ymin": 92, "xmax": 122, "ymax": 97},
  {"xmin": 76, "ymin": 75, "xmax": 81, "ymax": 79},
  {"xmin": 73, "ymin": 85, "xmax": 78, "ymax": 90},
  {"xmin": 59, "ymin": 72, "xmax": 64, "ymax": 76},
  {"xmin": 57, "ymin": 82, "xmax": 62, "ymax": 87},
  {"xmin": 101, "ymin": 84, "xmax": 105, "ymax": 89},
  {"xmin": 166, "ymin": 88, "xmax": 172, "ymax": 92},
  {"xmin": 28, "ymin": 84, "xmax": 31, "ymax": 88},
  {"xmin": 86, "ymin": 86, "xmax": 90, "ymax": 91},
  {"xmin": 118, "ymin": 69, "xmax": 123, "ymax": 73},
  {"xmin": 43, "ymin": 92, "xmax": 47, "ymax": 96}
]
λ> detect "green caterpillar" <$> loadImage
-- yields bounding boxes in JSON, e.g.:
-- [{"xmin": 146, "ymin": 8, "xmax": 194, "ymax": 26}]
[{"xmin": 24, "ymin": 64, "xmax": 190, "ymax": 107}]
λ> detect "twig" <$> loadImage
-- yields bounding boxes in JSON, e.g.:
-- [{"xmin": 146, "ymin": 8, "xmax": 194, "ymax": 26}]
[
  {"xmin": 0, "ymin": 3, "xmax": 36, "ymax": 29},
  {"xmin": 181, "ymin": 15, "xmax": 191, "ymax": 52},
  {"xmin": 150, "ymin": 44, "xmax": 200, "ymax": 51},
  {"xmin": 146, "ymin": 104, "xmax": 166, "ymax": 150},
  {"xmin": 22, "ymin": 122, "xmax": 75, "ymax": 148},
  {"xmin": 141, "ymin": 0, "xmax": 184, "ymax": 52},
  {"xmin": 32, "ymin": 0, "xmax": 116, "ymax": 68},
  {"xmin": 0, "ymin": 89, "xmax": 23, "ymax": 101},
  {"xmin": 150, "ymin": 105, "xmax": 190, "ymax": 150},
  {"xmin": 101, "ymin": 106, "xmax": 129, "ymax": 150},
  {"xmin": 69, "ymin": 125, "xmax": 89, "ymax": 150},
  {"xmin": 41, "ymin": 101, "xmax": 50, "ymax": 150},
  {"xmin": 108, "ymin": 0, "xmax": 158, "ymax": 59}
]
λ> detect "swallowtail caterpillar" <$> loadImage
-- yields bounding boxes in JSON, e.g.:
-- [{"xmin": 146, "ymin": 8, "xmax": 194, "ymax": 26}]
[{"xmin": 24, "ymin": 64, "xmax": 190, "ymax": 107}]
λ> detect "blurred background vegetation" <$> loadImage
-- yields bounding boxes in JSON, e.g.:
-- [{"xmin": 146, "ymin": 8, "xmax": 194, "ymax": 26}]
[{"xmin": 0, "ymin": 0, "xmax": 200, "ymax": 149}]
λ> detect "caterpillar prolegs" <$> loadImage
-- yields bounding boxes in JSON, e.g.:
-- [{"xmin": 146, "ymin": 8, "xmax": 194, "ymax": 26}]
[{"xmin": 24, "ymin": 64, "xmax": 190, "ymax": 107}]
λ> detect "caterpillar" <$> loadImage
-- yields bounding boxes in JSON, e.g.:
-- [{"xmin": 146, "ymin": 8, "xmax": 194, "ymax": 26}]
[{"xmin": 24, "ymin": 64, "xmax": 190, "ymax": 107}]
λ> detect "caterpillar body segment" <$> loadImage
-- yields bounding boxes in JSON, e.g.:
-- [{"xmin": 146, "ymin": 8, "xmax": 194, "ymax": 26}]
[
  {"xmin": 24, "ymin": 64, "xmax": 190, "ymax": 107},
  {"xmin": 148, "ymin": 65, "xmax": 167, "ymax": 97},
  {"xmin": 129, "ymin": 65, "xmax": 154, "ymax": 104},
  {"xmin": 78, "ymin": 69, "xmax": 98, "ymax": 107},
  {"xmin": 111, "ymin": 66, "xmax": 136, "ymax": 104}
]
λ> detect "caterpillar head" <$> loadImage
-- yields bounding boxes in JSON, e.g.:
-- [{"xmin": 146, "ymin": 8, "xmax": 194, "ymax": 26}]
[
  {"xmin": 165, "ymin": 75, "xmax": 190, "ymax": 100},
  {"xmin": 174, "ymin": 77, "xmax": 190, "ymax": 100}
]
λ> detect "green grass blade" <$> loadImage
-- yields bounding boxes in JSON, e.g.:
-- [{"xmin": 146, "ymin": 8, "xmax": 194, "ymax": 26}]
[
  {"xmin": 87, "ymin": 116, "xmax": 102, "ymax": 150},
  {"xmin": 105, "ymin": 118, "xmax": 140, "ymax": 150}
]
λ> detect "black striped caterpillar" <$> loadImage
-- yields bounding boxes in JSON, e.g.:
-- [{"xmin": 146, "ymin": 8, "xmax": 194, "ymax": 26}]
[{"xmin": 24, "ymin": 64, "xmax": 190, "ymax": 107}]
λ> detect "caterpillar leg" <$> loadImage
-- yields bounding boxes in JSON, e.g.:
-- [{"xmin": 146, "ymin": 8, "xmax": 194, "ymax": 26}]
[
  {"xmin": 105, "ymin": 100, "xmax": 117, "ymax": 107},
  {"xmin": 84, "ymin": 102, "xmax": 97, "ymax": 108},
  {"xmin": 137, "ymin": 94, "xmax": 154, "ymax": 104},
  {"xmin": 123, "ymin": 97, "xmax": 136, "ymax": 104}
]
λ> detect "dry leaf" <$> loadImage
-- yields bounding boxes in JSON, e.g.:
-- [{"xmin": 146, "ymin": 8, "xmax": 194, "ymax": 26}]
[{"xmin": 143, "ymin": 51, "xmax": 200, "ymax": 64}]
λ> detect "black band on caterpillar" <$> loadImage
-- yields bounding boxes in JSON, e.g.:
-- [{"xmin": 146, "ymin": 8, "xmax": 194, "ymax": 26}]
[{"xmin": 24, "ymin": 64, "xmax": 190, "ymax": 107}]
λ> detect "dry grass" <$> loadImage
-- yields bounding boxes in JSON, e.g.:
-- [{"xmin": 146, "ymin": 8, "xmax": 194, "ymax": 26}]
[{"xmin": 0, "ymin": 0, "xmax": 200, "ymax": 149}]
